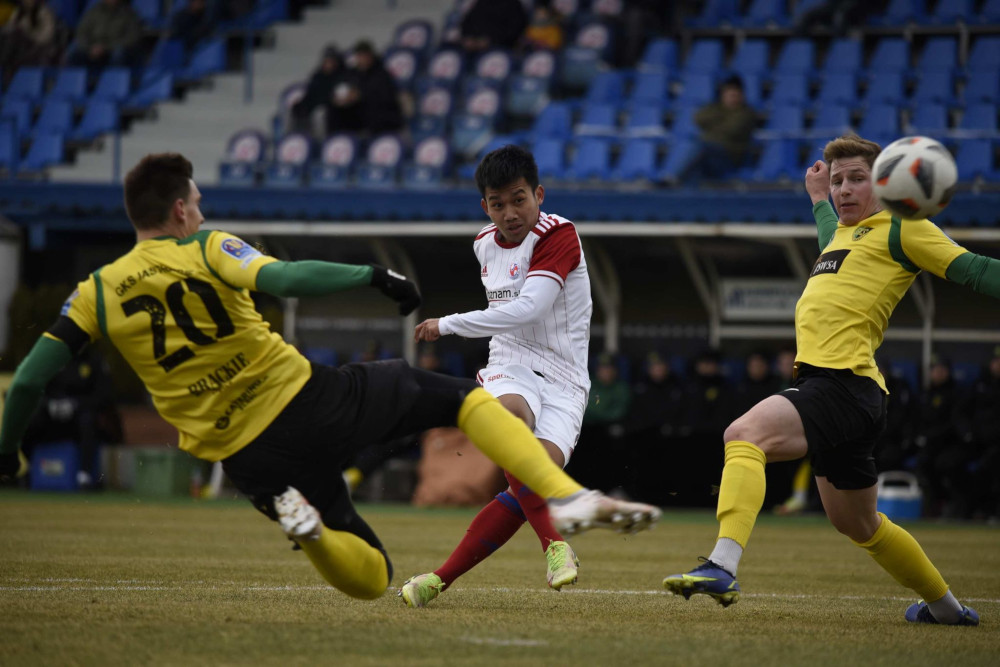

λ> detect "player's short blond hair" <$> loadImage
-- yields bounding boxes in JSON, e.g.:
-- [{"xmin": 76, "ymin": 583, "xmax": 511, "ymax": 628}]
[{"xmin": 823, "ymin": 134, "xmax": 882, "ymax": 169}]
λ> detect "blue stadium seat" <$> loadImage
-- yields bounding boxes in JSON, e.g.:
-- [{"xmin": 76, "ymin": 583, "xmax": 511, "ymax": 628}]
[
  {"xmin": 0, "ymin": 119, "xmax": 16, "ymax": 170},
  {"xmin": 955, "ymin": 139, "xmax": 997, "ymax": 182},
  {"xmin": 669, "ymin": 105, "xmax": 701, "ymax": 139},
  {"xmin": 857, "ymin": 104, "xmax": 900, "ymax": 142},
  {"xmin": 907, "ymin": 103, "xmax": 948, "ymax": 138},
  {"xmin": 592, "ymin": 0, "xmax": 624, "ymax": 18},
  {"xmin": 181, "ymin": 39, "xmax": 226, "ymax": 81},
  {"xmin": 308, "ymin": 133, "xmax": 358, "ymax": 189},
  {"xmin": 683, "ymin": 39, "xmax": 724, "ymax": 75},
  {"xmin": 614, "ymin": 138, "xmax": 659, "ymax": 181},
  {"xmin": 928, "ymin": 0, "xmax": 974, "ymax": 23},
  {"xmin": 393, "ymin": 19, "xmax": 434, "ymax": 53},
  {"xmin": 3, "ymin": 67, "xmax": 45, "ymax": 104},
  {"xmin": 532, "ymin": 138, "xmax": 567, "ymax": 179},
  {"xmin": 144, "ymin": 39, "xmax": 186, "ymax": 80},
  {"xmin": 820, "ymin": 39, "xmax": 862, "ymax": 77},
  {"xmin": 457, "ymin": 135, "xmax": 519, "ymax": 180},
  {"xmin": 816, "ymin": 73, "xmax": 857, "ymax": 107},
  {"xmin": 752, "ymin": 139, "xmax": 800, "ymax": 181},
  {"xmin": 356, "ymin": 134, "xmax": 405, "ymax": 188},
  {"xmin": 48, "ymin": 0, "xmax": 81, "ymax": 26},
  {"xmin": 572, "ymin": 19, "xmax": 616, "ymax": 61},
  {"xmin": 979, "ymin": 0, "xmax": 1000, "ymax": 23},
  {"xmin": 658, "ymin": 138, "xmax": 698, "ymax": 181},
  {"xmin": 791, "ymin": 0, "xmax": 826, "ymax": 24},
  {"xmin": 219, "ymin": 128, "xmax": 268, "ymax": 187},
  {"xmin": 911, "ymin": 71, "xmax": 953, "ymax": 106},
  {"xmin": 809, "ymin": 104, "xmax": 851, "ymax": 138},
  {"xmin": 742, "ymin": 0, "xmax": 788, "ymax": 27},
  {"xmin": 473, "ymin": 49, "xmax": 514, "ymax": 86},
  {"xmin": 31, "ymin": 100, "xmax": 73, "ymax": 137},
  {"xmin": 630, "ymin": 72, "xmax": 669, "ymax": 109},
  {"xmin": 675, "ymin": 73, "xmax": 716, "ymax": 108},
  {"xmin": 867, "ymin": 38, "xmax": 909, "ymax": 72},
  {"xmin": 383, "ymin": 47, "xmax": 421, "ymax": 91},
  {"xmin": 264, "ymin": 133, "xmax": 312, "ymax": 188},
  {"xmin": 916, "ymin": 37, "xmax": 958, "ymax": 73},
  {"xmin": 759, "ymin": 106, "xmax": 805, "ymax": 138},
  {"xmin": 70, "ymin": 101, "xmax": 119, "ymax": 141},
  {"xmin": 411, "ymin": 86, "xmax": 453, "ymax": 142},
  {"xmin": 566, "ymin": 138, "xmax": 613, "ymax": 181},
  {"xmin": 91, "ymin": 68, "xmax": 132, "ymax": 103},
  {"xmin": 575, "ymin": 103, "xmax": 618, "ymax": 138},
  {"xmin": 968, "ymin": 37, "xmax": 1000, "ymax": 73},
  {"xmin": 132, "ymin": 0, "xmax": 165, "ymax": 27},
  {"xmin": 559, "ymin": 46, "xmax": 602, "ymax": 91},
  {"xmin": 0, "ymin": 100, "xmax": 33, "ymax": 137},
  {"xmin": 957, "ymin": 104, "xmax": 998, "ymax": 136},
  {"xmin": 505, "ymin": 75, "xmax": 551, "ymax": 117},
  {"xmin": 685, "ymin": 0, "xmax": 739, "ymax": 27},
  {"xmin": 872, "ymin": 0, "xmax": 925, "ymax": 25},
  {"xmin": 529, "ymin": 101, "xmax": 573, "ymax": 141},
  {"xmin": 402, "ymin": 135, "xmax": 451, "ymax": 189},
  {"xmin": 451, "ymin": 112, "xmax": 497, "ymax": 159},
  {"xmin": 521, "ymin": 50, "xmax": 558, "ymax": 80},
  {"xmin": 638, "ymin": 38, "xmax": 678, "ymax": 73},
  {"xmin": 740, "ymin": 73, "xmax": 765, "ymax": 109},
  {"xmin": 586, "ymin": 71, "xmax": 628, "ymax": 105},
  {"xmin": 774, "ymin": 39, "xmax": 814, "ymax": 75},
  {"xmin": 862, "ymin": 71, "xmax": 905, "ymax": 106},
  {"xmin": 965, "ymin": 71, "xmax": 999, "ymax": 105},
  {"xmin": 623, "ymin": 105, "xmax": 666, "ymax": 139},
  {"xmin": 21, "ymin": 132, "xmax": 64, "ymax": 171},
  {"xmin": 125, "ymin": 73, "xmax": 174, "ymax": 109},
  {"xmin": 730, "ymin": 39, "xmax": 769, "ymax": 78},
  {"xmin": 48, "ymin": 68, "xmax": 88, "ymax": 104},
  {"xmin": 769, "ymin": 73, "xmax": 809, "ymax": 106}
]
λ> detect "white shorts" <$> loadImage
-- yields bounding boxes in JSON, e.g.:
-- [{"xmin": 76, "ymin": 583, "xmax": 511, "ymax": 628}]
[{"xmin": 476, "ymin": 363, "xmax": 586, "ymax": 465}]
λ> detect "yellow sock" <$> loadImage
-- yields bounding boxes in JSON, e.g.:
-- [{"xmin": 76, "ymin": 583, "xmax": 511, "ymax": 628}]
[
  {"xmin": 299, "ymin": 527, "xmax": 389, "ymax": 600},
  {"xmin": 457, "ymin": 388, "xmax": 583, "ymax": 499},
  {"xmin": 792, "ymin": 460, "xmax": 811, "ymax": 493},
  {"xmin": 716, "ymin": 440, "xmax": 768, "ymax": 547},
  {"xmin": 852, "ymin": 512, "xmax": 949, "ymax": 602}
]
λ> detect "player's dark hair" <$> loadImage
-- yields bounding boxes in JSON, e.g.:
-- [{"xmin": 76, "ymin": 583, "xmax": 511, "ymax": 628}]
[
  {"xmin": 124, "ymin": 153, "xmax": 194, "ymax": 230},
  {"xmin": 823, "ymin": 134, "xmax": 882, "ymax": 169},
  {"xmin": 474, "ymin": 144, "xmax": 540, "ymax": 197}
]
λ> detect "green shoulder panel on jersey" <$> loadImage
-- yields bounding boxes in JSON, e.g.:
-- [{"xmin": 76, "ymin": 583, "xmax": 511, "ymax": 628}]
[
  {"xmin": 178, "ymin": 230, "xmax": 240, "ymax": 291},
  {"xmin": 93, "ymin": 268, "xmax": 109, "ymax": 339},
  {"xmin": 888, "ymin": 216, "xmax": 920, "ymax": 274}
]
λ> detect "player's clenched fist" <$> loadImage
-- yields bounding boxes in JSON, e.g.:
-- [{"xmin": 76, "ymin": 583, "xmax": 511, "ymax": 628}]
[
  {"xmin": 414, "ymin": 319, "xmax": 441, "ymax": 342},
  {"xmin": 370, "ymin": 265, "xmax": 421, "ymax": 316},
  {"xmin": 805, "ymin": 160, "xmax": 831, "ymax": 205}
]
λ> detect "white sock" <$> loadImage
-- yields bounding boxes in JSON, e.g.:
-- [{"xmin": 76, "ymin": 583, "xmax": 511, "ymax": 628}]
[
  {"xmin": 708, "ymin": 537, "xmax": 743, "ymax": 577},
  {"xmin": 926, "ymin": 590, "xmax": 964, "ymax": 624}
]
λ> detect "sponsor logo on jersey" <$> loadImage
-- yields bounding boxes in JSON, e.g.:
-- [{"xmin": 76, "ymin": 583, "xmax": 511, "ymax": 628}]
[
  {"xmin": 852, "ymin": 226, "xmax": 874, "ymax": 241},
  {"xmin": 486, "ymin": 288, "xmax": 518, "ymax": 301},
  {"xmin": 810, "ymin": 249, "xmax": 851, "ymax": 277},
  {"xmin": 509, "ymin": 262, "xmax": 520, "ymax": 279},
  {"xmin": 485, "ymin": 373, "xmax": 515, "ymax": 383},
  {"xmin": 188, "ymin": 352, "xmax": 250, "ymax": 397},
  {"xmin": 115, "ymin": 265, "xmax": 192, "ymax": 297},
  {"xmin": 221, "ymin": 238, "xmax": 261, "ymax": 262},
  {"xmin": 481, "ymin": 264, "xmax": 488, "ymax": 277},
  {"xmin": 60, "ymin": 289, "xmax": 79, "ymax": 315},
  {"xmin": 214, "ymin": 375, "xmax": 268, "ymax": 429}
]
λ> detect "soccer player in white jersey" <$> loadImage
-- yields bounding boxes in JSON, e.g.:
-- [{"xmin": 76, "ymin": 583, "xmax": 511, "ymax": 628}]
[{"xmin": 400, "ymin": 145, "xmax": 599, "ymax": 607}]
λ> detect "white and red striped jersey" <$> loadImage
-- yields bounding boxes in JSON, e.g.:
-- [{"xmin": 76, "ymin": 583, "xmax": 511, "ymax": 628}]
[{"xmin": 438, "ymin": 211, "xmax": 592, "ymax": 393}]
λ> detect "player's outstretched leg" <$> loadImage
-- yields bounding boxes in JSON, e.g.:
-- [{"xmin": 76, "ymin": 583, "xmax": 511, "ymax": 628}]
[
  {"xmin": 274, "ymin": 487, "xmax": 389, "ymax": 600},
  {"xmin": 457, "ymin": 388, "xmax": 661, "ymax": 535},
  {"xmin": 545, "ymin": 540, "xmax": 580, "ymax": 590}
]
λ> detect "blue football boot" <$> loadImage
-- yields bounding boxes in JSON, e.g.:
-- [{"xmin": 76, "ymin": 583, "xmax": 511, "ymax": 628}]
[
  {"xmin": 663, "ymin": 558, "xmax": 740, "ymax": 607},
  {"xmin": 905, "ymin": 600, "xmax": 979, "ymax": 626}
]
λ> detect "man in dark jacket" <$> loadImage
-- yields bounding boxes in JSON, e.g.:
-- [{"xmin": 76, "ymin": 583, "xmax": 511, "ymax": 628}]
[
  {"xmin": 336, "ymin": 41, "xmax": 403, "ymax": 137},
  {"xmin": 65, "ymin": 0, "xmax": 142, "ymax": 69},
  {"xmin": 290, "ymin": 45, "xmax": 353, "ymax": 136}
]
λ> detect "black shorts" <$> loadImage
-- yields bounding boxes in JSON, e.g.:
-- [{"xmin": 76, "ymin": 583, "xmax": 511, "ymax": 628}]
[
  {"xmin": 780, "ymin": 364, "xmax": 887, "ymax": 490},
  {"xmin": 222, "ymin": 360, "xmax": 476, "ymax": 557}
]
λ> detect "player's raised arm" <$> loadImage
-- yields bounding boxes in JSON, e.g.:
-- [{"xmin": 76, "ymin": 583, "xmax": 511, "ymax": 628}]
[
  {"xmin": 805, "ymin": 159, "xmax": 839, "ymax": 250},
  {"xmin": 429, "ymin": 274, "xmax": 562, "ymax": 339},
  {"xmin": 897, "ymin": 218, "xmax": 1000, "ymax": 299},
  {"xmin": 255, "ymin": 261, "xmax": 420, "ymax": 315}
]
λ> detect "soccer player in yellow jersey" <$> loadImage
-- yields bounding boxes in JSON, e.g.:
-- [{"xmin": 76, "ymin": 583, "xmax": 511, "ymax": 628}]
[
  {"xmin": 0, "ymin": 153, "xmax": 660, "ymax": 600},
  {"xmin": 664, "ymin": 134, "xmax": 986, "ymax": 626}
]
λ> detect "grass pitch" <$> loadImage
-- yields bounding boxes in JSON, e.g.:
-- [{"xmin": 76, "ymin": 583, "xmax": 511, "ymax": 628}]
[{"xmin": 1, "ymin": 492, "xmax": 997, "ymax": 667}]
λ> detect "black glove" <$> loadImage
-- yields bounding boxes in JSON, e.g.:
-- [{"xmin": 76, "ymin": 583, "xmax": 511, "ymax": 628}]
[
  {"xmin": 0, "ymin": 452, "xmax": 21, "ymax": 483},
  {"xmin": 370, "ymin": 264, "xmax": 421, "ymax": 316}
]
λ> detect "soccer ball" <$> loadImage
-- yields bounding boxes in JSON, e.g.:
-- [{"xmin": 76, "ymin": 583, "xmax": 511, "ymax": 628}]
[{"xmin": 871, "ymin": 136, "xmax": 957, "ymax": 220}]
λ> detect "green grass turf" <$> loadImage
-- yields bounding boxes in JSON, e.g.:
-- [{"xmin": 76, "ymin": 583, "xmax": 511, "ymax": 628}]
[{"xmin": 1, "ymin": 491, "xmax": 998, "ymax": 666}]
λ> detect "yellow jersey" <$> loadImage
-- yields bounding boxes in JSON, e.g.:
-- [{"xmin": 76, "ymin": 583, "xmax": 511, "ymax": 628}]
[
  {"xmin": 55, "ymin": 230, "xmax": 310, "ymax": 461},
  {"xmin": 795, "ymin": 210, "xmax": 966, "ymax": 392}
]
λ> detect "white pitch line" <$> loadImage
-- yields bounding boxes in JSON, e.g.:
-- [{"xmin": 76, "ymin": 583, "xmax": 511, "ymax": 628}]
[{"xmin": 1, "ymin": 581, "xmax": 997, "ymax": 605}]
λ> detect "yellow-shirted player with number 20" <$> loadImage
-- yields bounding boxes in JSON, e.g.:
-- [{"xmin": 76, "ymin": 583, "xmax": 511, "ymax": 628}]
[{"xmin": 0, "ymin": 153, "xmax": 660, "ymax": 600}]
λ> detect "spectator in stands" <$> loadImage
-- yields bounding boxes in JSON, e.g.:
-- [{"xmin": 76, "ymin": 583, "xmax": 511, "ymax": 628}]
[
  {"xmin": 794, "ymin": 0, "xmax": 885, "ymax": 37},
  {"xmin": 169, "ymin": 0, "xmax": 218, "ymax": 54},
  {"xmin": 965, "ymin": 347, "xmax": 1000, "ymax": 520},
  {"xmin": 734, "ymin": 350, "xmax": 781, "ymax": 416},
  {"xmin": 674, "ymin": 75, "xmax": 757, "ymax": 185},
  {"xmin": 64, "ymin": 0, "xmax": 142, "ymax": 70},
  {"xmin": 460, "ymin": 0, "xmax": 529, "ymax": 53},
  {"xmin": 568, "ymin": 353, "xmax": 631, "ymax": 492},
  {"xmin": 290, "ymin": 45, "xmax": 350, "ymax": 136},
  {"xmin": 0, "ymin": 0, "xmax": 59, "ymax": 74},
  {"xmin": 0, "ymin": 0, "xmax": 16, "ymax": 25},
  {"xmin": 334, "ymin": 40, "xmax": 403, "ymax": 137},
  {"xmin": 620, "ymin": 0, "xmax": 672, "ymax": 67},
  {"xmin": 873, "ymin": 357, "xmax": 916, "ymax": 472},
  {"xmin": 625, "ymin": 351, "xmax": 683, "ymax": 502},
  {"xmin": 521, "ymin": 2, "xmax": 564, "ymax": 52}
]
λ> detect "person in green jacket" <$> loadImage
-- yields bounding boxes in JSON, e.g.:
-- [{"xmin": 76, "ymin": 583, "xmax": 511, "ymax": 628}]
[{"xmin": 65, "ymin": 0, "xmax": 142, "ymax": 69}]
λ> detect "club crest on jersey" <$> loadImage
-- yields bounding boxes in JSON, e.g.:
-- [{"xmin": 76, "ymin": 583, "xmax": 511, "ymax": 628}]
[
  {"xmin": 508, "ymin": 262, "xmax": 520, "ymax": 279},
  {"xmin": 221, "ymin": 238, "xmax": 260, "ymax": 261},
  {"xmin": 60, "ymin": 289, "xmax": 79, "ymax": 315},
  {"xmin": 852, "ymin": 226, "xmax": 874, "ymax": 241}
]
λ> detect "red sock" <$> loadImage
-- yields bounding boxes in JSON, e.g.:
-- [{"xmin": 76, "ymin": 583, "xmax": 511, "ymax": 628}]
[
  {"xmin": 505, "ymin": 471, "xmax": 565, "ymax": 550},
  {"xmin": 434, "ymin": 491, "xmax": 525, "ymax": 587}
]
